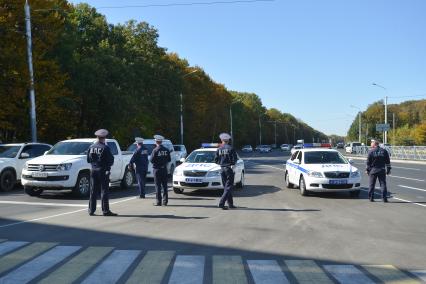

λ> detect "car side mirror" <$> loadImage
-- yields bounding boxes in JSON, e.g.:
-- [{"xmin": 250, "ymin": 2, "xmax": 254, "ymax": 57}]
[
  {"xmin": 348, "ymin": 159, "xmax": 354, "ymax": 164},
  {"xmin": 20, "ymin": 152, "xmax": 30, "ymax": 159},
  {"xmin": 44, "ymin": 151, "xmax": 49, "ymax": 155},
  {"xmin": 293, "ymin": 159, "xmax": 300, "ymax": 164},
  {"xmin": 180, "ymin": 158, "xmax": 186, "ymax": 163}
]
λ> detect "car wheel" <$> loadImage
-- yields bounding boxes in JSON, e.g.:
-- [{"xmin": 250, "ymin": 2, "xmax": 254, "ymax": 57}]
[
  {"xmin": 299, "ymin": 176, "xmax": 309, "ymax": 196},
  {"xmin": 173, "ymin": 187, "xmax": 183, "ymax": 194},
  {"xmin": 236, "ymin": 172, "xmax": 244, "ymax": 189},
  {"xmin": 350, "ymin": 190, "xmax": 361, "ymax": 198},
  {"xmin": 24, "ymin": 186, "xmax": 43, "ymax": 196},
  {"xmin": 121, "ymin": 169, "xmax": 134, "ymax": 189},
  {"xmin": 73, "ymin": 172, "xmax": 91, "ymax": 197},
  {"xmin": 0, "ymin": 170, "xmax": 16, "ymax": 192},
  {"xmin": 285, "ymin": 171, "xmax": 293, "ymax": 189}
]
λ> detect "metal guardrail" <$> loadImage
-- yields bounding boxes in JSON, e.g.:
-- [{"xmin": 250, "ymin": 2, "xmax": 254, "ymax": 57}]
[{"xmin": 349, "ymin": 146, "xmax": 426, "ymax": 161}]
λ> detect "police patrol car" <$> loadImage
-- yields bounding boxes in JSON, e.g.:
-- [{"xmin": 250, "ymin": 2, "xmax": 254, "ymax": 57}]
[
  {"xmin": 172, "ymin": 144, "xmax": 245, "ymax": 194},
  {"xmin": 285, "ymin": 143, "xmax": 361, "ymax": 197}
]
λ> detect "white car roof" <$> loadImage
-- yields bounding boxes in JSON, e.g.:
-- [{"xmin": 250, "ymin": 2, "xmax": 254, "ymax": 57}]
[
  {"xmin": 298, "ymin": 148, "xmax": 338, "ymax": 153},
  {"xmin": 193, "ymin": 148, "xmax": 218, "ymax": 152},
  {"xmin": 0, "ymin": 143, "xmax": 50, "ymax": 146},
  {"xmin": 132, "ymin": 139, "xmax": 172, "ymax": 144},
  {"xmin": 59, "ymin": 138, "xmax": 115, "ymax": 143}
]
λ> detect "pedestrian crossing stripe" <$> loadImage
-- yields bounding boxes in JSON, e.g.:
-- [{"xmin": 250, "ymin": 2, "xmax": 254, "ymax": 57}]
[{"xmin": 0, "ymin": 240, "xmax": 423, "ymax": 284}]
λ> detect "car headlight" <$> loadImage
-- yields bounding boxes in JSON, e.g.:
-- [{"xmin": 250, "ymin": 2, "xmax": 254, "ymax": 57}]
[
  {"xmin": 23, "ymin": 163, "xmax": 28, "ymax": 170},
  {"xmin": 173, "ymin": 168, "xmax": 183, "ymax": 176},
  {"xmin": 308, "ymin": 171, "xmax": 323, "ymax": 178},
  {"xmin": 207, "ymin": 170, "xmax": 221, "ymax": 177},
  {"xmin": 57, "ymin": 163, "xmax": 72, "ymax": 171},
  {"xmin": 350, "ymin": 171, "xmax": 360, "ymax": 178}
]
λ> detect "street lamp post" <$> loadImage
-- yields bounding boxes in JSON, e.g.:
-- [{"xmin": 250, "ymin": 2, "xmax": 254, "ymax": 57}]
[
  {"xmin": 350, "ymin": 105, "xmax": 362, "ymax": 142},
  {"xmin": 180, "ymin": 70, "xmax": 198, "ymax": 145},
  {"xmin": 229, "ymin": 101, "xmax": 238, "ymax": 144},
  {"xmin": 372, "ymin": 83, "xmax": 388, "ymax": 144}
]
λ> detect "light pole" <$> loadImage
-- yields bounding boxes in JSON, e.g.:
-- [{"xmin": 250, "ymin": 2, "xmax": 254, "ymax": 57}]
[
  {"xmin": 180, "ymin": 69, "xmax": 198, "ymax": 145},
  {"xmin": 372, "ymin": 83, "xmax": 388, "ymax": 144},
  {"xmin": 229, "ymin": 101, "xmax": 239, "ymax": 144},
  {"xmin": 350, "ymin": 105, "xmax": 362, "ymax": 142}
]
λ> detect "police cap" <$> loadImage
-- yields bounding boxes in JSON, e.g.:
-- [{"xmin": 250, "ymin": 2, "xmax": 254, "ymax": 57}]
[
  {"xmin": 154, "ymin": 135, "xmax": 164, "ymax": 142},
  {"xmin": 94, "ymin": 129, "xmax": 109, "ymax": 138},
  {"xmin": 135, "ymin": 137, "xmax": 144, "ymax": 144},
  {"xmin": 219, "ymin": 133, "xmax": 231, "ymax": 141}
]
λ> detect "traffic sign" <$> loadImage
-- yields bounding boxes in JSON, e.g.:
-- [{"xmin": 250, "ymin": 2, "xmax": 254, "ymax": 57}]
[{"xmin": 376, "ymin": 123, "xmax": 390, "ymax": 132}]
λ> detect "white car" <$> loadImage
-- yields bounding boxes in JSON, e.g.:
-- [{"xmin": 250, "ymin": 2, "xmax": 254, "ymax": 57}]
[
  {"xmin": 173, "ymin": 145, "xmax": 187, "ymax": 161},
  {"xmin": 127, "ymin": 139, "xmax": 177, "ymax": 178},
  {"xmin": 280, "ymin": 144, "xmax": 291, "ymax": 151},
  {"xmin": 290, "ymin": 144, "xmax": 303, "ymax": 155},
  {"xmin": 172, "ymin": 144, "xmax": 245, "ymax": 194},
  {"xmin": 285, "ymin": 145, "xmax": 361, "ymax": 197},
  {"xmin": 21, "ymin": 139, "xmax": 134, "ymax": 197},
  {"xmin": 345, "ymin": 142, "xmax": 362, "ymax": 154},
  {"xmin": 258, "ymin": 145, "xmax": 272, "ymax": 153},
  {"xmin": 0, "ymin": 143, "xmax": 52, "ymax": 191}
]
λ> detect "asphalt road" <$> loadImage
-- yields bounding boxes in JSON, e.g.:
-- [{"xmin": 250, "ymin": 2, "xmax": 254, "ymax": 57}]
[{"xmin": 0, "ymin": 151, "xmax": 425, "ymax": 283}]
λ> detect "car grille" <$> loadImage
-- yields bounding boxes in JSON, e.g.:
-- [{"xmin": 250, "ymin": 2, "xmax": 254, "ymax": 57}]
[
  {"xmin": 324, "ymin": 172, "xmax": 350, "ymax": 178},
  {"xmin": 27, "ymin": 164, "xmax": 59, "ymax": 172},
  {"xmin": 180, "ymin": 182, "xmax": 209, "ymax": 187},
  {"xmin": 183, "ymin": 171, "xmax": 207, "ymax": 177},
  {"xmin": 323, "ymin": 184, "xmax": 353, "ymax": 189},
  {"xmin": 22, "ymin": 175, "xmax": 69, "ymax": 181}
]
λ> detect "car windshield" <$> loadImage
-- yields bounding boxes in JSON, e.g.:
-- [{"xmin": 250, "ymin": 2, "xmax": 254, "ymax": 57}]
[
  {"xmin": 174, "ymin": 145, "xmax": 183, "ymax": 151},
  {"xmin": 127, "ymin": 143, "xmax": 157, "ymax": 155},
  {"xmin": 0, "ymin": 145, "xmax": 21, "ymax": 158},
  {"xmin": 47, "ymin": 142, "xmax": 92, "ymax": 155},
  {"xmin": 304, "ymin": 151, "xmax": 348, "ymax": 164},
  {"xmin": 185, "ymin": 151, "xmax": 216, "ymax": 163}
]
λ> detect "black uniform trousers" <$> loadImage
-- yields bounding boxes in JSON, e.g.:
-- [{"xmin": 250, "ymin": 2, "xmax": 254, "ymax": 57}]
[
  {"xmin": 89, "ymin": 169, "xmax": 110, "ymax": 214},
  {"xmin": 219, "ymin": 167, "xmax": 234, "ymax": 207},
  {"xmin": 136, "ymin": 170, "xmax": 147, "ymax": 197},
  {"xmin": 368, "ymin": 170, "xmax": 388, "ymax": 200},
  {"xmin": 153, "ymin": 167, "xmax": 168, "ymax": 205}
]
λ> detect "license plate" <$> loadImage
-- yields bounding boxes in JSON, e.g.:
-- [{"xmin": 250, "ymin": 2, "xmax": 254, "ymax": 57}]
[
  {"xmin": 32, "ymin": 172, "xmax": 48, "ymax": 178},
  {"xmin": 185, "ymin": 178, "xmax": 202, "ymax": 183},
  {"xmin": 329, "ymin": 179, "xmax": 347, "ymax": 185}
]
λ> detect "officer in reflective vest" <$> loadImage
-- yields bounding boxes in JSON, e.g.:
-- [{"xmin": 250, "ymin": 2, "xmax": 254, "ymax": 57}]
[
  {"xmin": 366, "ymin": 140, "xmax": 391, "ymax": 202},
  {"xmin": 87, "ymin": 129, "xmax": 117, "ymax": 216},
  {"xmin": 150, "ymin": 135, "xmax": 171, "ymax": 206},
  {"xmin": 214, "ymin": 133, "xmax": 238, "ymax": 210},
  {"xmin": 129, "ymin": 137, "xmax": 149, "ymax": 198}
]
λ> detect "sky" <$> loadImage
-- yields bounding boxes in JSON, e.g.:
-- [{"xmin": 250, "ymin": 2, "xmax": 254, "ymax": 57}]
[{"xmin": 69, "ymin": 0, "xmax": 426, "ymax": 136}]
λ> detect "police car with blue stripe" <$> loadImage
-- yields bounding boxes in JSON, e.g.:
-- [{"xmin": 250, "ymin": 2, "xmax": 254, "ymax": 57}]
[
  {"xmin": 172, "ymin": 143, "xmax": 245, "ymax": 194},
  {"xmin": 285, "ymin": 143, "xmax": 361, "ymax": 197}
]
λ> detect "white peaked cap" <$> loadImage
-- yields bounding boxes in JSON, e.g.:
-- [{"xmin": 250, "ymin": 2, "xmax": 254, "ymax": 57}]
[
  {"xmin": 219, "ymin": 133, "xmax": 231, "ymax": 141},
  {"xmin": 154, "ymin": 135, "xmax": 164, "ymax": 141},
  {"xmin": 94, "ymin": 129, "xmax": 109, "ymax": 137},
  {"xmin": 135, "ymin": 137, "xmax": 144, "ymax": 143}
]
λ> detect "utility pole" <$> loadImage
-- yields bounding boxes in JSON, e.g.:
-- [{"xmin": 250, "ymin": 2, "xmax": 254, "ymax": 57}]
[
  {"xmin": 259, "ymin": 117, "xmax": 262, "ymax": 145},
  {"xmin": 180, "ymin": 92, "xmax": 183, "ymax": 145},
  {"xmin": 358, "ymin": 111, "xmax": 362, "ymax": 143},
  {"xmin": 392, "ymin": 113, "xmax": 395, "ymax": 145},
  {"xmin": 384, "ymin": 95, "xmax": 388, "ymax": 144},
  {"xmin": 25, "ymin": 0, "xmax": 37, "ymax": 142},
  {"xmin": 230, "ymin": 105, "xmax": 233, "ymax": 144}
]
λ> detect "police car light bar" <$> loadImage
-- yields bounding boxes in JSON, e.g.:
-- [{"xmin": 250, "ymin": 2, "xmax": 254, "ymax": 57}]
[
  {"xmin": 303, "ymin": 143, "xmax": 332, "ymax": 148},
  {"xmin": 201, "ymin": 143, "xmax": 220, "ymax": 148}
]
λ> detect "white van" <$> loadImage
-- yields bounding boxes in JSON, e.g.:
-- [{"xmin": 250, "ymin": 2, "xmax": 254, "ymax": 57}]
[{"xmin": 345, "ymin": 142, "xmax": 362, "ymax": 154}]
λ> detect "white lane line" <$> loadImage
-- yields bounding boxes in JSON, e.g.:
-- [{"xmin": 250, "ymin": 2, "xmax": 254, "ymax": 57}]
[
  {"xmin": 411, "ymin": 270, "xmax": 426, "ymax": 282},
  {"xmin": 247, "ymin": 260, "xmax": 289, "ymax": 284},
  {"xmin": 323, "ymin": 265, "xmax": 375, "ymax": 284},
  {"xmin": 168, "ymin": 255, "xmax": 205, "ymax": 284},
  {"xmin": 0, "ymin": 241, "xmax": 29, "ymax": 257},
  {"xmin": 0, "ymin": 197, "xmax": 137, "ymax": 229},
  {"xmin": 0, "ymin": 246, "xmax": 81, "ymax": 284},
  {"xmin": 361, "ymin": 188, "xmax": 426, "ymax": 208},
  {"xmin": 389, "ymin": 175, "xmax": 425, "ymax": 182},
  {"xmin": 392, "ymin": 166, "xmax": 422, "ymax": 171},
  {"xmin": 399, "ymin": 185, "xmax": 426, "ymax": 192},
  {"xmin": 82, "ymin": 250, "xmax": 140, "ymax": 284},
  {"xmin": 0, "ymin": 201, "xmax": 87, "ymax": 207}
]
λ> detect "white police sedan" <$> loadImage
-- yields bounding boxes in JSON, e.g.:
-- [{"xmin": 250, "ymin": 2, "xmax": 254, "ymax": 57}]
[
  {"xmin": 172, "ymin": 144, "xmax": 245, "ymax": 194},
  {"xmin": 285, "ymin": 143, "xmax": 361, "ymax": 197}
]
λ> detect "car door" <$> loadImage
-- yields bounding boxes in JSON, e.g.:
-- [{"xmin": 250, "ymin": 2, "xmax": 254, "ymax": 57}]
[
  {"xmin": 287, "ymin": 150, "xmax": 298, "ymax": 183},
  {"xmin": 235, "ymin": 154, "xmax": 244, "ymax": 182},
  {"xmin": 290, "ymin": 151, "xmax": 302, "ymax": 183},
  {"xmin": 107, "ymin": 142, "xmax": 121, "ymax": 182}
]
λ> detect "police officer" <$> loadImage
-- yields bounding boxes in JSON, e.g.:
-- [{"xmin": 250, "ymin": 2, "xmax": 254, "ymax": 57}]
[
  {"xmin": 87, "ymin": 129, "xmax": 117, "ymax": 216},
  {"xmin": 150, "ymin": 135, "xmax": 171, "ymax": 206},
  {"xmin": 214, "ymin": 133, "xmax": 238, "ymax": 210},
  {"xmin": 366, "ymin": 140, "xmax": 391, "ymax": 202},
  {"xmin": 129, "ymin": 137, "xmax": 149, "ymax": 198}
]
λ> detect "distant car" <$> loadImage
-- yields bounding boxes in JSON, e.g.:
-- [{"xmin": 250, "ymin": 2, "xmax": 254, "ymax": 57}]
[
  {"xmin": 336, "ymin": 142, "xmax": 344, "ymax": 149},
  {"xmin": 345, "ymin": 142, "xmax": 362, "ymax": 154},
  {"xmin": 241, "ymin": 145, "xmax": 253, "ymax": 153},
  {"xmin": 291, "ymin": 144, "xmax": 303, "ymax": 155},
  {"xmin": 174, "ymin": 145, "xmax": 187, "ymax": 161},
  {"xmin": 258, "ymin": 145, "xmax": 272, "ymax": 153},
  {"xmin": 280, "ymin": 144, "xmax": 291, "ymax": 151}
]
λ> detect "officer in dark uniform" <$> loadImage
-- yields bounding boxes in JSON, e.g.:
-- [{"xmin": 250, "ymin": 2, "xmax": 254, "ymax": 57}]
[
  {"xmin": 150, "ymin": 135, "xmax": 171, "ymax": 206},
  {"xmin": 87, "ymin": 129, "xmax": 117, "ymax": 216},
  {"xmin": 214, "ymin": 133, "xmax": 238, "ymax": 210},
  {"xmin": 366, "ymin": 140, "xmax": 391, "ymax": 202},
  {"xmin": 129, "ymin": 137, "xmax": 149, "ymax": 199}
]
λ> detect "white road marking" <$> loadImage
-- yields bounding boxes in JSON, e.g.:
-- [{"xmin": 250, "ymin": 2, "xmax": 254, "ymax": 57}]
[
  {"xmin": 247, "ymin": 260, "xmax": 289, "ymax": 284},
  {"xmin": 361, "ymin": 188, "xmax": 426, "ymax": 208},
  {"xmin": 82, "ymin": 250, "xmax": 140, "ymax": 284},
  {"xmin": 168, "ymin": 255, "xmax": 205, "ymax": 284},
  {"xmin": 0, "ymin": 201, "xmax": 87, "ymax": 207},
  {"xmin": 0, "ymin": 241, "xmax": 29, "ymax": 257},
  {"xmin": 391, "ymin": 166, "xmax": 422, "ymax": 171},
  {"xmin": 389, "ymin": 175, "xmax": 425, "ymax": 182},
  {"xmin": 0, "ymin": 197, "xmax": 137, "ymax": 229},
  {"xmin": 0, "ymin": 246, "xmax": 81, "ymax": 284},
  {"xmin": 411, "ymin": 270, "xmax": 426, "ymax": 282},
  {"xmin": 399, "ymin": 185, "xmax": 426, "ymax": 192},
  {"xmin": 323, "ymin": 265, "xmax": 375, "ymax": 284}
]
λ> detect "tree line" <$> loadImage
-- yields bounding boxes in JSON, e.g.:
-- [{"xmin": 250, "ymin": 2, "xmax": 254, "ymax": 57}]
[
  {"xmin": 347, "ymin": 99, "xmax": 426, "ymax": 145},
  {"xmin": 0, "ymin": 0, "xmax": 328, "ymax": 150}
]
